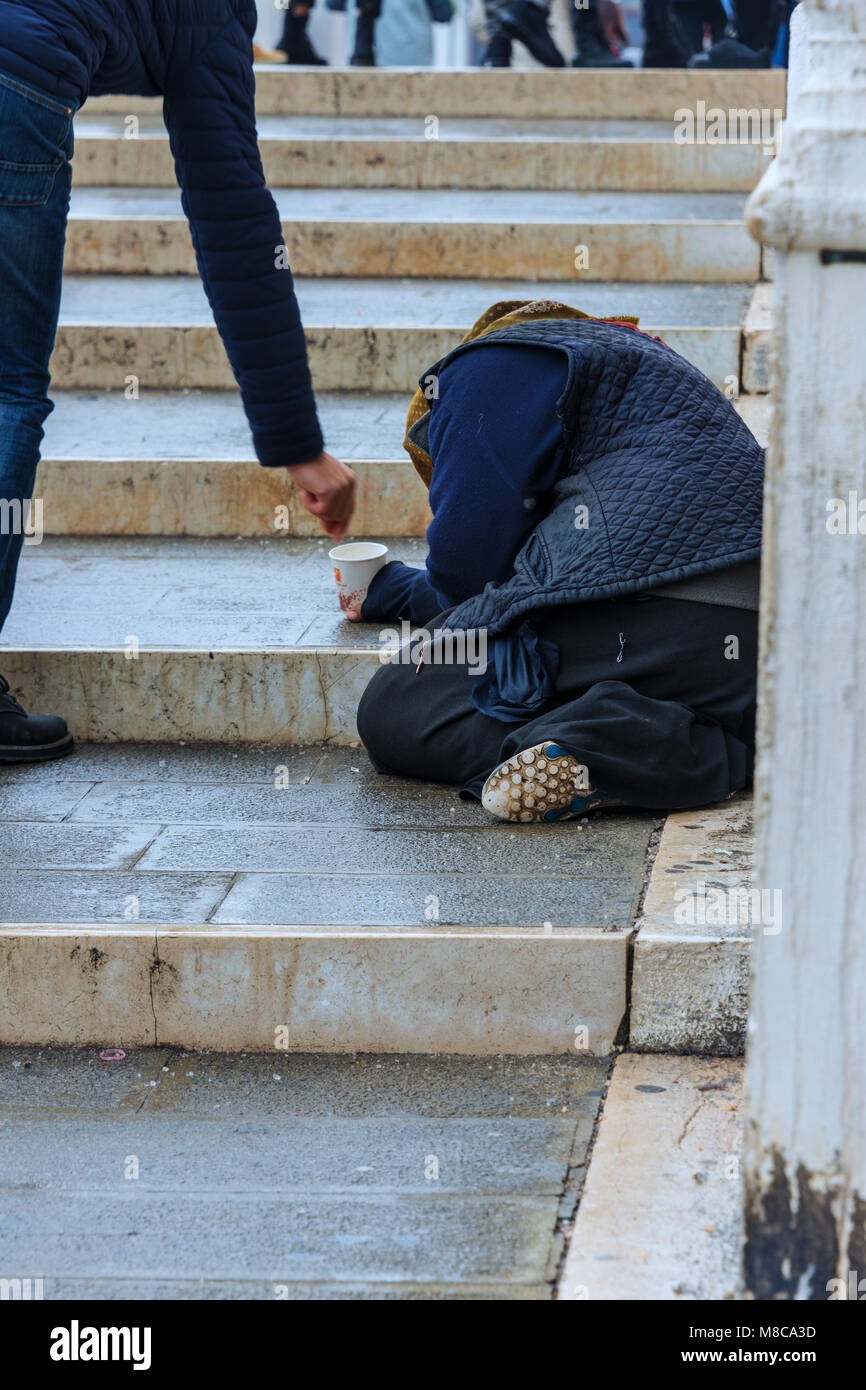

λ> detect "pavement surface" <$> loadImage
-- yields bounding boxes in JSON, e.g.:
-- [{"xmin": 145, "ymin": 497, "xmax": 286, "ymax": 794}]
[
  {"xmin": 0, "ymin": 743, "xmax": 656, "ymax": 930},
  {"xmin": 0, "ymin": 1046, "xmax": 610, "ymax": 1300}
]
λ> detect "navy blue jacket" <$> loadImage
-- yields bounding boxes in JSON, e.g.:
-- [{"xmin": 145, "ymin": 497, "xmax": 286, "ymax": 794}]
[
  {"xmin": 363, "ymin": 344, "xmax": 567, "ymax": 626},
  {"xmin": 416, "ymin": 318, "xmax": 764, "ymax": 637},
  {"xmin": 0, "ymin": 0, "xmax": 323, "ymax": 467}
]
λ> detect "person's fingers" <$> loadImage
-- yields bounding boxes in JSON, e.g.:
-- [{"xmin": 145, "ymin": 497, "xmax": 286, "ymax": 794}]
[
  {"xmin": 291, "ymin": 457, "xmax": 357, "ymax": 540},
  {"xmin": 300, "ymin": 484, "xmax": 355, "ymax": 522},
  {"xmin": 299, "ymin": 489, "xmax": 326, "ymax": 515},
  {"xmin": 343, "ymin": 606, "xmax": 362, "ymax": 622}
]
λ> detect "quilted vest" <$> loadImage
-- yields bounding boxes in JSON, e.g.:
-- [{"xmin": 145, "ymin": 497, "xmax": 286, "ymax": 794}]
[{"xmin": 411, "ymin": 317, "xmax": 764, "ymax": 637}]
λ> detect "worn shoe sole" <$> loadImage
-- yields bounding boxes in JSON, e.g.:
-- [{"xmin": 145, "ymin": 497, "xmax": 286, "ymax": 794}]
[
  {"xmin": 481, "ymin": 741, "xmax": 620, "ymax": 823},
  {"xmin": 0, "ymin": 732, "xmax": 75, "ymax": 764},
  {"xmin": 499, "ymin": 6, "xmax": 565, "ymax": 67}
]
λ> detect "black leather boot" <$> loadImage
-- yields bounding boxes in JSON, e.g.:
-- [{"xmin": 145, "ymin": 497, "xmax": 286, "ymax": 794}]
[
  {"xmin": 482, "ymin": 25, "xmax": 514, "ymax": 66},
  {"xmin": 499, "ymin": 1, "xmax": 565, "ymax": 68},
  {"xmin": 279, "ymin": 11, "xmax": 329, "ymax": 65},
  {"xmin": 642, "ymin": 0, "xmax": 691, "ymax": 67},
  {"xmin": 351, "ymin": 11, "xmax": 376, "ymax": 65},
  {"xmin": 689, "ymin": 36, "xmax": 770, "ymax": 67},
  {"xmin": 0, "ymin": 674, "xmax": 74, "ymax": 764},
  {"xmin": 571, "ymin": 1, "xmax": 633, "ymax": 67}
]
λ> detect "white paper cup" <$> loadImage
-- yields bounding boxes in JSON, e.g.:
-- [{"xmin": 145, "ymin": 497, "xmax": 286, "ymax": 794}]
[{"xmin": 329, "ymin": 541, "xmax": 388, "ymax": 614}]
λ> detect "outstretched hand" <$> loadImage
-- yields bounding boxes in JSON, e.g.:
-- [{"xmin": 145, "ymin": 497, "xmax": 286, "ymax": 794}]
[{"xmin": 289, "ymin": 451, "xmax": 357, "ymax": 540}]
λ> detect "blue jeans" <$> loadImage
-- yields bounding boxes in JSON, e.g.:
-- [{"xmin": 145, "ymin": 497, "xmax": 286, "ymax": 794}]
[{"xmin": 0, "ymin": 69, "xmax": 76, "ymax": 636}]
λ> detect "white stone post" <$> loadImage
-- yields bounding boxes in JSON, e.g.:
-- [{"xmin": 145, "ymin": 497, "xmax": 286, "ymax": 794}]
[{"xmin": 742, "ymin": 0, "xmax": 866, "ymax": 1299}]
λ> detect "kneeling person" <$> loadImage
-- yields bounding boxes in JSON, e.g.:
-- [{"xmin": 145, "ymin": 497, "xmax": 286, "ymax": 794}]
[{"xmin": 354, "ymin": 302, "xmax": 762, "ymax": 824}]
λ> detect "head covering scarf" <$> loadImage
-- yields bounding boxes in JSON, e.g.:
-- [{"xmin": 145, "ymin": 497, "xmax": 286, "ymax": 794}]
[{"xmin": 403, "ymin": 299, "xmax": 642, "ymax": 487}]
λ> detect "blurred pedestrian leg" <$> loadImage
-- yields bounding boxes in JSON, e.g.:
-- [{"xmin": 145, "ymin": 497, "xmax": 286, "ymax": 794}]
[
  {"xmin": 482, "ymin": 0, "xmax": 565, "ymax": 67},
  {"xmin": 277, "ymin": 0, "xmax": 330, "ymax": 63},
  {"xmin": 571, "ymin": 0, "xmax": 634, "ymax": 66},
  {"xmin": 351, "ymin": 0, "xmax": 383, "ymax": 65},
  {"xmin": 670, "ymin": 0, "xmax": 727, "ymax": 56},
  {"xmin": 0, "ymin": 72, "xmax": 74, "ymax": 636}
]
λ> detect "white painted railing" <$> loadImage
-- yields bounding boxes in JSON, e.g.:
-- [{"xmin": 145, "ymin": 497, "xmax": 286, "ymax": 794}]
[{"xmin": 742, "ymin": 0, "xmax": 866, "ymax": 1299}]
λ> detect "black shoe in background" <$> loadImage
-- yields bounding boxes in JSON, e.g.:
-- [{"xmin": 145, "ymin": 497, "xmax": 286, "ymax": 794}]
[
  {"xmin": 689, "ymin": 37, "xmax": 770, "ymax": 67},
  {"xmin": 499, "ymin": 1, "xmax": 566, "ymax": 68},
  {"xmin": 351, "ymin": 12, "xmax": 376, "ymax": 65},
  {"xmin": 0, "ymin": 674, "xmax": 74, "ymax": 764},
  {"xmin": 482, "ymin": 26, "xmax": 514, "ymax": 67},
  {"xmin": 571, "ymin": 2, "xmax": 633, "ymax": 68},
  {"xmin": 642, "ymin": 0, "xmax": 691, "ymax": 66},
  {"xmin": 279, "ymin": 13, "xmax": 329, "ymax": 65}
]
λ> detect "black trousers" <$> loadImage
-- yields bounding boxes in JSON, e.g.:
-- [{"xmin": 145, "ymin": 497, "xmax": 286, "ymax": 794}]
[
  {"xmin": 357, "ymin": 595, "xmax": 758, "ymax": 811},
  {"xmin": 672, "ymin": 0, "xmax": 728, "ymax": 53},
  {"xmin": 287, "ymin": 0, "xmax": 382, "ymax": 15}
]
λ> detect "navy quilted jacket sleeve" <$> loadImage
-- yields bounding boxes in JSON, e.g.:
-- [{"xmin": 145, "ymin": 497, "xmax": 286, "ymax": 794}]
[
  {"xmin": 0, "ymin": 0, "xmax": 324, "ymax": 469},
  {"xmin": 162, "ymin": 15, "xmax": 323, "ymax": 468}
]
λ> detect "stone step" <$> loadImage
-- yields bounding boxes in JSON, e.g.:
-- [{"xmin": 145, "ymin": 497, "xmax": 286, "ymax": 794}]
[
  {"xmin": 81, "ymin": 65, "xmax": 786, "ymax": 120},
  {"xmin": 34, "ymin": 386, "xmax": 769, "ymax": 540},
  {"xmin": 0, "ymin": 1048, "xmax": 608, "ymax": 1297},
  {"xmin": 72, "ymin": 112, "xmax": 769, "ymax": 193},
  {"xmin": 0, "ymin": 534, "xmax": 422, "ymax": 743},
  {"xmin": 630, "ymin": 794, "xmax": 754, "ymax": 1054},
  {"xmin": 742, "ymin": 281, "xmax": 773, "ymax": 392},
  {"xmin": 65, "ymin": 187, "xmax": 758, "ymax": 281},
  {"xmin": 0, "ymin": 744, "xmax": 656, "ymax": 1053},
  {"xmin": 560, "ymin": 1053, "xmax": 742, "ymax": 1299},
  {"xmin": 36, "ymin": 389, "xmax": 430, "ymax": 538},
  {"xmin": 52, "ymin": 276, "xmax": 754, "ymax": 393}
]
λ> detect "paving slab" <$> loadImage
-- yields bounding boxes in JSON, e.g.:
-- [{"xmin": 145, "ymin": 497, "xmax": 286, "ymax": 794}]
[
  {"xmin": 136, "ymin": 821, "xmax": 645, "ymax": 877},
  {"xmin": 0, "ymin": 1189, "xmax": 562, "ymax": 1284},
  {"xmin": 560, "ymin": 1053, "xmax": 743, "ymax": 1300},
  {"xmin": 0, "ymin": 740, "xmax": 326, "ymax": 784},
  {"xmin": 0, "ymin": 1048, "xmax": 608, "ymax": 1117},
  {"xmin": 81, "ymin": 67, "xmax": 786, "ymax": 120},
  {"xmin": 0, "ymin": 741, "xmax": 653, "ymax": 930},
  {"xmin": 0, "ymin": 1045, "xmax": 175, "ymax": 1113},
  {"xmin": 0, "ymin": 1047, "xmax": 607, "ymax": 1298},
  {"xmin": 0, "ymin": 853, "xmax": 648, "ymax": 932},
  {"xmin": 1, "ymin": 1113, "xmax": 577, "ymax": 1194},
  {"xmin": 43, "ymin": 388, "xmax": 409, "ymax": 462},
  {"xmin": 0, "ymin": 872, "xmax": 236, "ymax": 926},
  {"xmin": 630, "ymin": 795, "xmax": 754, "ymax": 1055},
  {"xmin": 1, "ymin": 535, "xmax": 421, "ymax": 740},
  {"xmin": 64, "ymin": 779, "xmax": 492, "ymax": 827},
  {"xmin": 77, "ymin": 114, "xmax": 679, "ymax": 141},
  {"xmin": 209, "ymin": 866, "xmax": 641, "ymax": 931},
  {"xmin": 64, "ymin": 186, "xmax": 758, "ymax": 281},
  {"xmin": 40, "ymin": 1279, "xmax": 548, "ymax": 1299},
  {"xmin": 0, "ymin": 822, "xmax": 159, "ymax": 871},
  {"xmin": 0, "ymin": 780, "xmax": 94, "ymax": 822}
]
